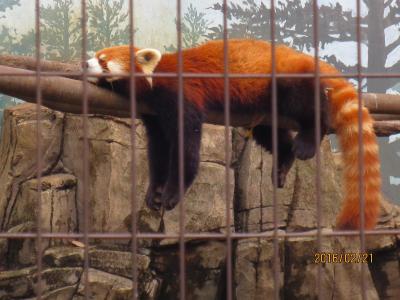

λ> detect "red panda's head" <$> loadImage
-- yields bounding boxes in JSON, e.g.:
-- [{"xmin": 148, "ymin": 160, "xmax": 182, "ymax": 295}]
[{"xmin": 86, "ymin": 45, "xmax": 162, "ymax": 88}]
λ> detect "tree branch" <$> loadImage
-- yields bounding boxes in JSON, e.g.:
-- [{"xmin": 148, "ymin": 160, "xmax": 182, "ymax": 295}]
[
  {"xmin": 363, "ymin": 93, "xmax": 400, "ymax": 114},
  {"xmin": 0, "ymin": 65, "xmax": 150, "ymax": 117},
  {"xmin": 384, "ymin": 0, "xmax": 394, "ymax": 9},
  {"xmin": 0, "ymin": 56, "xmax": 399, "ymax": 136},
  {"xmin": 0, "ymin": 54, "xmax": 81, "ymax": 77},
  {"xmin": 383, "ymin": 1, "xmax": 400, "ymax": 27},
  {"xmin": 0, "ymin": 65, "xmax": 297, "ymax": 129},
  {"xmin": 385, "ymin": 35, "xmax": 400, "ymax": 56},
  {"xmin": 373, "ymin": 120, "xmax": 400, "ymax": 137},
  {"xmin": 386, "ymin": 59, "xmax": 400, "ymax": 73}
]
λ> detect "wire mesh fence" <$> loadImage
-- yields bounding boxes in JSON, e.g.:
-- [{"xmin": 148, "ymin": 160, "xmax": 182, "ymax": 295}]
[{"xmin": 0, "ymin": 0, "xmax": 399, "ymax": 299}]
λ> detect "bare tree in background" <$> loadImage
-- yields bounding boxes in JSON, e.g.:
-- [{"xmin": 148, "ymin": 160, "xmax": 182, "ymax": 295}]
[
  {"xmin": 0, "ymin": 1, "xmax": 35, "ymax": 57},
  {"xmin": 41, "ymin": 0, "xmax": 81, "ymax": 61},
  {"xmin": 0, "ymin": 0, "xmax": 20, "ymax": 54},
  {"xmin": 0, "ymin": 0, "xmax": 20, "ymax": 16},
  {"xmin": 207, "ymin": 0, "xmax": 272, "ymax": 40},
  {"xmin": 206, "ymin": 0, "xmax": 352, "ymax": 50},
  {"xmin": 11, "ymin": 29, "xmax": 36, "ymax": 56},
  {"xmin": 320, "ymin": 0, "xmax": 400, "ymax": 93},
  {"xmin": 164, "ymin": 4, "xmax": 210, "ymax": 52},
  {"xmin": 364, "ymin": 0, "xmax": 400, "ymax": 93},
  {"xmin": 208, "ymin": 0, "xmax": 400, "ymax": 93},
  {"xmin": 87, "ymin": 0, "xmax": 131, "ymax": 51},
  {"xmin": 182, "ymin": 4, "xmax": 211, "ymax": 48},
  {"xmin": 0, "ymin": 26, "xmax": 17, "ymax": 54},
  {"xmin": 0, "ymin": 0, "xmax": 21, "ymax": 128}
]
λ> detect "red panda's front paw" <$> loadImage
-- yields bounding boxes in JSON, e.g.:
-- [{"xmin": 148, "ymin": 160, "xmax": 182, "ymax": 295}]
[
  {"xmin": 272, "ymin": 151, "xmax": 295, "ymax": 188},
  {"xmin": 160, "ymin": 188, "xmax": 181, "ymax": 211},
  {"xmin": 145, "ymin": 185, "xmax": 163, "ymax": 211},
  {"xmin": 271, "ymin": 165, "xmax": 287, "ymax": 188},
  {"xmin": 293, "ymin": 131, "xmax": 316, "ymax": 160}
]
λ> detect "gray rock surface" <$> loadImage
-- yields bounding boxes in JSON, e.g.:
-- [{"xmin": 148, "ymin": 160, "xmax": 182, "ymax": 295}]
[
  {"xmin": 234, "ymin": 236, "xmax": 284, "ymax": 300},
  {"xmin": 1, "ymin": 104, "xmax": 399, "ymax": 299},
  {"xmin": 11, "ymin": 174, "xmax": 78, "ymax": 235},
  {"xmin": 0, "ymin": 104, "xmax": 64, "ymax": 231}
]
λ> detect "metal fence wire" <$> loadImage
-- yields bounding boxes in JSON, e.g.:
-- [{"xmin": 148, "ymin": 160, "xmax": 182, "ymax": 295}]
[{"xmin": 0, "ymin": 0, "xmax": 399, "ymax": 299}]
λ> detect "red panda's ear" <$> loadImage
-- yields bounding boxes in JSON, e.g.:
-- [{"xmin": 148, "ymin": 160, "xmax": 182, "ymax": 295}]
[{"xmin": 136, "ymin": 48, "xmax": 162, "ymax": 75}]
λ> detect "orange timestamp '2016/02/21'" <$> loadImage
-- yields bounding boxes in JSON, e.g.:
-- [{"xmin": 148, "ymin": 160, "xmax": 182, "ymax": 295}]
[{"xmin": 314, "ymin": 252, "xmax": 373, "ymax": 264}]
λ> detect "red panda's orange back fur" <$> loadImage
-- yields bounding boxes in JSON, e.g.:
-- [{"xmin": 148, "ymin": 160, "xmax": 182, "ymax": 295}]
[{"xmin": 97, "ymin": 39, "xmax": 381, "ymax": 229}]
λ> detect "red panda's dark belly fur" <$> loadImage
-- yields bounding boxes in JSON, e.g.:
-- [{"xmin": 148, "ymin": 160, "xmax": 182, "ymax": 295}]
[{"xmin": 152, "ymin": 77, "xmax": 271, "ymax": 112}]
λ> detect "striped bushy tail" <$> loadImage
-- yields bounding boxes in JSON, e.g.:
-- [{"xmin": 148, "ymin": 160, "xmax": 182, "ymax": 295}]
[
  {"xmin": 323, "ymin": 74, "xmax": 381, "ymax": 229},
  {"xmin": 277, "ymin": 49, "xmax": 381, "ymax": 229}
]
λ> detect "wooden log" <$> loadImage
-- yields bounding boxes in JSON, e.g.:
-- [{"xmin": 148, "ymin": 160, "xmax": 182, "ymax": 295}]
[
  {"xmin": 373, "ymin": 121, "xmax": 400, "ymax": 137},
  {"xmin": 0, "ymin": 65, "xmax": 399, "ymax": 136},
  {"xmin": 1, "ymin": 54, "xmax": 400, "ymax": 115},
  {"xmin": 363, "ymin": 93, "xmax": 400, "ymax": 115},
  {"xmin": 0, "ymin": 54, "xmax": 81, "ymax": 78}
]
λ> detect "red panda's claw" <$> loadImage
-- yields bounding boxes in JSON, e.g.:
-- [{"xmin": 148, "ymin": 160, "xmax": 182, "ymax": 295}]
[
  {"xmin": 160, "ymin": 188, "xmax": 180, "ymax": 211},
  {"xmin": 336, "ymin": 213, "xmax": 360, "ymax": 230},
  {"xmin": 271, "ymin": 165, "xmax": 287, "ymax": 188},
  {"xmin": 278, "ymin": 169, "xmax": 287, "ymax": 188},
  {"xmin": 145, "ymin": 185, "xmax": 163, "ymax": 211},
  {"xmin": 163, "ymin": 194, "xmax": 180, "ymax": 211},
  {"xmin": 293, "ymin": 131, "xmax": 316, "ymax": 160},
  {"xmin": 272, "ymin": 152, "xmax": 295, "ymax": 188}
]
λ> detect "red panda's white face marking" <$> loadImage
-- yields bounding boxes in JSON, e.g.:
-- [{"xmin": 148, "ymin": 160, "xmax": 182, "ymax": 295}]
[
  {"xmin": 87, "ymin": 58, "xmax": 103, "ymax": 83},
  {"xmin": 87, "ymin": 56, "xmax": 128, "ymax": 83},
  {"xmin": 87, "ymin": 46, "xmax": 161, "ymax": 87},
  {"xmin": 105, "ymin": 60, "xmax": 128, "ymax": 82}
]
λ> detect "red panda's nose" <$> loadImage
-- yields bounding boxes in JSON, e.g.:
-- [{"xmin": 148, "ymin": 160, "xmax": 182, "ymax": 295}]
[{"xmin": 82, "ymin": 61, "xmax": 89, "ymax": 69}]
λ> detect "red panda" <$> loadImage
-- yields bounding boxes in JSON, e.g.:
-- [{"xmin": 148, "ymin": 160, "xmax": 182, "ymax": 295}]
[{"xmin": 87, "ymin": 39, "xmax": 381, "ymax": 230}]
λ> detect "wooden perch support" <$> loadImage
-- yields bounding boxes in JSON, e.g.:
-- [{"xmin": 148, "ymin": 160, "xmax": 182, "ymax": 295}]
[
  {"xmin": 0, "ymin": 55, "xmax": 400, "ymax": 136},
  {"xmin": 0, "ymin": 65, "xmax": 151, "ymax": 117},
  {"xmin": 0, "ymin": 55, "xmax": 81, "ymax": 78}
]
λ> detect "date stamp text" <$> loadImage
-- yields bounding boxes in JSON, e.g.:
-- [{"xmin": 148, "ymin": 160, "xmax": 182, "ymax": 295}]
[{"xmin": 314, "ymin": 252, "xmax": 373, "ymax": 264}]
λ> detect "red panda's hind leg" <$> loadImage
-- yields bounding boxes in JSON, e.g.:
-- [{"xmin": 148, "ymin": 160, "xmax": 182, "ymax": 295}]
[
  {"xmin": 277, "ymin": 78, "xmax": 330, "ymax": 161},
  {"xmin": 293, "ymin": 129, "xmax": 320, "ymax": 160},
  {"xmin": 291, "ymin": 100, "xmax": 329, "ymax": 161}
]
